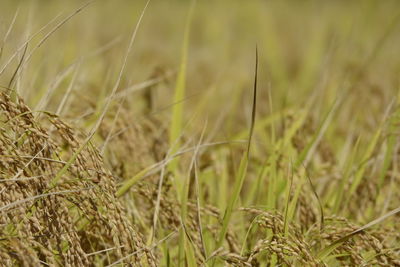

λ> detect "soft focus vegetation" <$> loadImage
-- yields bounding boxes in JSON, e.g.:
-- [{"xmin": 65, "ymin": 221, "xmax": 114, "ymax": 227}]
[{"xmin": 1, "ymin": 0, "xmax": 400, "ymax": 266}]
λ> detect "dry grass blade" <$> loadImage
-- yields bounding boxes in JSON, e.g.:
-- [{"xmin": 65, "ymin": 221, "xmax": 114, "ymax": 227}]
[
  {"xmin": 7, "ymin": 43, "xmax": 28, "ymax": 90},
  {"xmin": 0, "ymin": 6, "xmax": 19, "ymax": 61},
  {"xmin": 301, "ymin": 162, "xmax": 325, "ymax": 231},
  {"xmin": 55, "ymin": 61, "xmax": 81, "ymax": 115},
  {"xmin": 0, "ymin": 175, "xmax": 43, "ymax": 182},
  {"xmin": 116, "ymin": 140, "xmax": 247, "ymax": 196},
  {"xmin": 49, "ymin": 0, "xmax": 150, "ymax": 187},
  {"xmin": 106, "ymin": 231, "xmax": 177, "ymax": 267},
  {"xmin": 86, "ymin": 246, "xmax": 125, "ymax": 257},
  {"xmin": 100, "ymin": 99, "xmax": 124, "ymax": 154},
  {"xmin": 0, "ymin": 187, "xmax": 93, "ymax": 213},
  {"xmin": 178, "ymin": 120, "xmax": 207, "ymax": 265},
  {"xmin": 193, "ymin": 131, "xmax": 207, "ymax": 259},
  {"xmin": 113, "ymin": 71, "xmax": 175, "ymax": 100},
  {"xmin": 317, "ymin": 206, "xmax": 400, "ymax": 261},
  {"xmin": 0, "ymin": 13, "xmax": 62, "ymax": 76},
  {"xmin": 19, "ymin": 1, "xmax": 95, "ymax": 74},
  {"xmin": 11, "ymin": 144, "xmax": 47, "ymax": 180},
  {"xmin": 34, "ymin": 61, "xmax": 77, "ymax": 113}
]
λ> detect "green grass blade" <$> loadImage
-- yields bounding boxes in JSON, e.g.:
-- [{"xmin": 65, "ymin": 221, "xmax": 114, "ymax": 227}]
[
  {"xmin": 169, "ymin": 0, "xmax": 196, "ymax": 171},
  {"xmin": 214, "ymin": 47, "xmax": 258, "ymax": 260},
  {"xmin": 378, "ymin": 107, "xmax": 400, "ymax": 188},
  {"xmin": 116, "ymin": 164, "xmax": 155, "ymax": 197},
  {"xmin": 347, "ymin": 125, "xmax": 382, "ymax": 200},
  {"xmin": 295, "ymin": 98, "xmax": 339, "ymax": 169},
  {"xmin": 333, "ymin": 136, "xmax": 361, "ymax": 214},
  {"xmin": 216, "ymin": 153, "xmax": 248, "ymax": 247}
]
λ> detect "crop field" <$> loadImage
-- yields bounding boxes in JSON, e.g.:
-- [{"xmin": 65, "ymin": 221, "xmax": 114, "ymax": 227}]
[{"xmin": 0, "ymin": 0, "xmax": 400, "ymax": 266}]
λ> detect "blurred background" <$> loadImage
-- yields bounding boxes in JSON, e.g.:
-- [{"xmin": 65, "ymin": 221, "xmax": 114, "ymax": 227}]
[{"xmin": 1, "ymin": 0, "xmax": 399, "ymax": 134}]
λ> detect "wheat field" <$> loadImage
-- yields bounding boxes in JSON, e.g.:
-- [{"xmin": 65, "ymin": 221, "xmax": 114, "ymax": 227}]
[{"xmin": 0, "ymin": 0, "xmax": 400, "ymax": 266}]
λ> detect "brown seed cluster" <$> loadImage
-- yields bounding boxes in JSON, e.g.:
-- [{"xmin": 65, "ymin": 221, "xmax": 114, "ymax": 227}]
[
  {"xmin": 0, "ymin": 92, "xmax": 155, "ymax": 266},
  {"xmin": 217, "ymin": 208, "xmax": 400, "ymax": 266}
]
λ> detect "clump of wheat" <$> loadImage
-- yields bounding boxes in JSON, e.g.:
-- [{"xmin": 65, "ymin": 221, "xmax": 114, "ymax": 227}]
[{"xmin": 0, "ymin": 92, "xmax": 155, "ymax": 266}]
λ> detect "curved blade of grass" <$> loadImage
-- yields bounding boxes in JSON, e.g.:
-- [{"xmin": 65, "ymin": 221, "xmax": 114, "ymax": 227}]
[
  {"xmin": 34, "ymin": 59, "xmax": 77, "ymax": 113},
  {"xmin": 178, "ymin": 121, "xmax": 205, "ymax": 267},
  {"xmin": 280, "ymin": 109, "xmax": 308, "ymax": 148},
  {"xmin": 316, "ymin": 205, "xmax": 400, "ymax": 261},
  {"xmin": 116, "ymin": 164, "xmax": 155, "ymax": 197},
  {"xmin": 150, "ymin": 133, "xmax": 186, "ymax": 244},
  {"xmin": 0, "ymin": 13, "xmax": 62, "ymax": 77},
  {"xmin": 295, "ymin": 97, "xmax": 340, "ymax": 169},
  {"xmin": 0, "ymin": 187, "xmax": 93, "ymax": 213},
  {"xmin": 333, "ymin": 135, "xmax": 361, "ymax": 214},
  {"xmin": 302, "ymin": 163, "xmax": 325, "ymax": 231},
  {"xmin": 49, "ymin": 0, "xmax": 150, "ymax": 188},
  {"xmin": 18, "ymin": 1, "xmax": 95, "ymax": 77},
  {"xmin": 116, "ymin": 140, "xmax": 246, "ymax": 197},
  {"xmin": 345, "ymin": 103, "xmax": 393, "ymax": 209},
  {"xmin": 106, "ymin": 230, "xmax": 177, "ymax": 267},
  {"xmin": 240, "ymin": 213, "xmax": 263, "ymax": 256},
  {"xmin": 193, "ymin": 158, "xmax": 207, "ymax": 259},
  {"xmin": 245, "ymin": 159, "xmax": 268, "ymax": 206},
  {"xmin": 8, "ymin": 42, "xmax": 27, "ymax": 89},
  {"xmin": 0, "ymin": 6, "xmax": 19, "ymax": 62},
  {"xmin": 56, "ymin": 61, "xmax": 81, "ymax": 115},
  {"xmin": 346, "ymin": 123, "xmax": 382, "ymax": 201},
  {"xmin": 8, "ymin": 44, "xmax": 28, "ymax": 99}
]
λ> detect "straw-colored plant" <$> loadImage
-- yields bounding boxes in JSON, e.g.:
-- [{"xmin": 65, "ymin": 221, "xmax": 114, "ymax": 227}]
[{"xmin": 1, "ymin": 0, "xmax": 400, "ymax": 266}]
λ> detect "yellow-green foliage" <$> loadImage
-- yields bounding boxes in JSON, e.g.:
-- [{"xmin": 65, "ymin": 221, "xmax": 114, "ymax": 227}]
[{"xmin": 1, "ymin": 0, "xmax": 400, "ymax": 266}]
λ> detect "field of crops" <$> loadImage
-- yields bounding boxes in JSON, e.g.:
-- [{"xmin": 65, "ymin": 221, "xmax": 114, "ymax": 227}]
[{"xmin": 1, "ymin": 0, "xmax": 400, "ymax": 266}]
